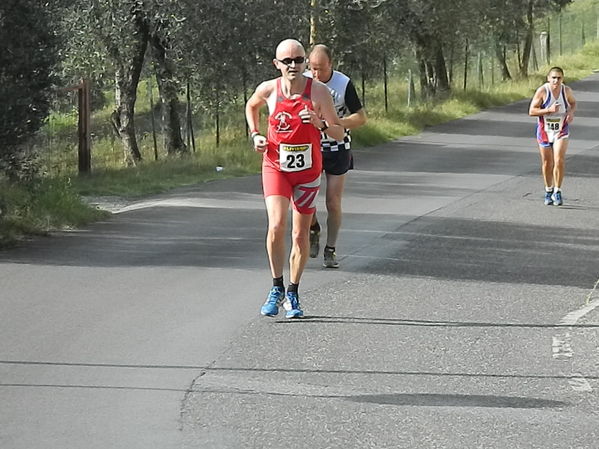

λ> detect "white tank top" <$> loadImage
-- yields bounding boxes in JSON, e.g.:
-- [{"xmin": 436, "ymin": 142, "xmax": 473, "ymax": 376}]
[{"xmin": 541, "ymin": 83, "xmax": 569, "ymax": 122}]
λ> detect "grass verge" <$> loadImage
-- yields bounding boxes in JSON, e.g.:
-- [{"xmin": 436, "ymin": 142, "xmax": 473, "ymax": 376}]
[{"xmin": 0, "ymin": 178, "xmax": 109, "ymax": 248}]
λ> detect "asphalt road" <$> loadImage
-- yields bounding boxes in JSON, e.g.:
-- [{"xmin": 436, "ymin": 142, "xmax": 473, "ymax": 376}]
[{"xmin": 2, "ymin": 74, "xmax": 599, "ymax": 449}]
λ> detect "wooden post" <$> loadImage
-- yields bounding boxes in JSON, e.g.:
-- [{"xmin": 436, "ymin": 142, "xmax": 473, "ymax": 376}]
[
  {"xmin": 531, "ymin": 41, "xmax": 539, "ymax": 72},
  {"xmin": 463, "ymin": 39, "xmax": 469, "ymax": 91},
  {"xmin": 547, "ymin": 18, "xmax": 551, "ymax": 63},
  {"xmin": 478, "ymin": 52, "xmax": 484, "ymax": 88},
  {"xmin": 186, "ymin": 81, "xmax": 196, "ymax": 152},
  {"xmin": 185, "ymin": 83, "xmax": 191, "ymax": 150},
  {"xmin": 448, "ymin": 44, "xmax": 454, "ymax": 85},
  {"xmin": 147, "ymin": 78, "xmax": 158, "ymax": 161},
  {"xmin": 540, "ymin": 32, "xmax": 549, "ymax": 66},
  {"xmin": 407, "ymin": 69, "xmax": 414, "ymax": 108},
  {"xmin": 383, "ymin": 54, "xmax": 388, "ymax": 113},
  {"xmin": 361, "ymin": 69, "xmax": 366, "ymax": 108},
  {"xmin": 559, "ymin": 12, "xmax": 563, "ymax": 56},
  {"xmin": 215, "ymin": 93, "xmax": 220, "ymax": 147},
  {"xmin": 243, "ymin": 70, "xmax": 249, "ymax": 138},
  {"xmin": 77, "ymin": 79, "xmax": 91, "ymax": 174}
]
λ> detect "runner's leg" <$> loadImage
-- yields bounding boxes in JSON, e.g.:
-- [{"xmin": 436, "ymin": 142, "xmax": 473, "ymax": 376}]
[
  {"xmin": 538, "ymin": 144, "xmax": 554, "ymax": 188},
  {"xmin": 324, "ymin": 172, "xmax": 346, "ymax": 248},
  {"xmin": 289, "ymin": 209, "xmax": 313, "ymax": 284},
  {"xmin": 265, "ymin": 195, "xmax": 290, "ymax": 278},
  {"xmin": 553, "ymin": 138, "xmax": 569, "ymax": 188}
]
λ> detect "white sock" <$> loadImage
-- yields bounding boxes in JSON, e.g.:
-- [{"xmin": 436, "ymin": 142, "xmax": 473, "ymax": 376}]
[
  {"xmin": 545, "ymin": 186, "xmax": 554, "ymax": 193},
  {"xmin": 554, "ymin": 187, "xmax": 561, "ymax": 193}
]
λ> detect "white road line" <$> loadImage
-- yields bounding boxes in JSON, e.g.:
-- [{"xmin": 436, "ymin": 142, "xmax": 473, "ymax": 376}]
[
  {"xmin": 559, "ymin": 297, "xmax": 599, "ymax": 326},
  {"xmin": 553, "ymin": 278, "xmax": 599, "ymax": 392},
  {"xmin": 569, "ymin": 374, "xmax": 593, "ymax": 393},
  {"xmin": 552, "ymin": 333, "xmax": 573, "ymax": 359}
]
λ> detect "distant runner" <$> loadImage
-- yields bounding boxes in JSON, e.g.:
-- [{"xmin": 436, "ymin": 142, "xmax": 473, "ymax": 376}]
[
  {"xmin": 529, "ymin": 66, "xmax": 576, "ymax": 206},
  {"xmin": 245, "ymin": 39, "xmax": 344, "ymax": 318},
  {"xmin": 306, "ymin": 44, "xmax": 367, "ymax": 268}
]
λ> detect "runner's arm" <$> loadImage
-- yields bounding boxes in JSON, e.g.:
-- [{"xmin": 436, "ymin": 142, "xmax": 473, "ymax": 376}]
[
  {"xmin": 245, "ymin": 82, "xmax": 271, "ymax": 152},
  {"xmin": 245, "ymin": 82, "xmax": 269, "ymax": 134},
  {"xmin": 529, "ymin": 87, "xmax": 558, "ymax": 116},
  {"xmin": 340, "ymin": 80, "xmax": 367, "ymax": 130},
  {"xmin": 313, "ymin": 82, "xmax": 345, "ymax": 141},
  {"xmin": 341, "ymin": 109, "xmax": 367, "ymax": 130}
]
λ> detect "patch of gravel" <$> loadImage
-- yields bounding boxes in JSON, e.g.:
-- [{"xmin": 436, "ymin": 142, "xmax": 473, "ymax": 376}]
[{"xmin": 81, "ymin": 195, "xmax": 136, "ymax": 214}]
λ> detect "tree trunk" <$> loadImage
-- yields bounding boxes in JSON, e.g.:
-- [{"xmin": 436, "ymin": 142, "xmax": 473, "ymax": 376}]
[
  {"xmin": 433, "ymin": 39, "xmax": 450, "ymax": 94},
  {"xmin": 106, "ymin": 12, "xmax": 148, "ymax": 166},
  {"xmin": 416, "ymin": 47, "xmax": 433, "ymax": 100},
  {"xmin": 415, "ymin": 33, "xmax": 449, "ymax": 98},
  {"xmin": 112, "ymin": 74, "xmax": 142, "ymax": 166},
  {"xmin": 109, "ymin": 35, "xmax": 147, "ymax": 166},
  {"xmin": 519, "ymin": 0, "xmax": 534, "ymax": 77},
  {"xmin": 310, "ymin": 0, "xmax": 318, "ymax": 47},
  {"xmin": 448, "ymin": 43, "xmax": 454, "ymax": 84},
  {"xmin": 495, "ymin": 42, "xmax": 512, "ymax": 80},
  {"xmin": 149, "ymin": 34, "xmax": 187, "ymax": 156}
]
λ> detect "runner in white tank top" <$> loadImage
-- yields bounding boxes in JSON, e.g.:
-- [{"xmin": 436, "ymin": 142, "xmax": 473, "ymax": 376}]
[{"xmin": 529, "ymin": 67, "xmax": 576, "ymax": 206}]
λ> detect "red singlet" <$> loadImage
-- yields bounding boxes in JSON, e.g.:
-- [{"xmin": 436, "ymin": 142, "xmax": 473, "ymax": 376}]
[{"xmin": 262, "ymin": 77, "xmax": 322, "ymax": 214}]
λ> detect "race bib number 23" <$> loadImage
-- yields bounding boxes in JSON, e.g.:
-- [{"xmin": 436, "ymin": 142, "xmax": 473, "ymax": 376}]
[{"xmin": 279, "ymin": 143, "xmax": 313, "ymax": 172}]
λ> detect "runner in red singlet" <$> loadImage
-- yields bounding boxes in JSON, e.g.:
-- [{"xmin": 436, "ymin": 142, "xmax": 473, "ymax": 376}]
[
  {"xmin": 262, "ymin": 76, "xmax": 323, "ymax": 209},
  {"xmin": 245, "ymin": 38, "xmax": 344, "ymax": 318}
]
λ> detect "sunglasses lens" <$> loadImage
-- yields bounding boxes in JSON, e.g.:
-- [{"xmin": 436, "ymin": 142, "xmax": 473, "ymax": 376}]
[{"xmin": 281, "ymin": 57, "xmax": 305, "ymax": 65}]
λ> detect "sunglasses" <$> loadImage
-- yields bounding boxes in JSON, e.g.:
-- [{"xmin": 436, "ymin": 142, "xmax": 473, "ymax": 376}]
[{"xmin": 277, "ymin": 56, "xmax": 306, "ymax": 66}]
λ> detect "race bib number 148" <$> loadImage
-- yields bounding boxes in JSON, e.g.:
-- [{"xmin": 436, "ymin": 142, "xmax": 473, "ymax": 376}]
[{"xmin": 545, "ymin": 118, "xmax": 561, "ymax": 132}]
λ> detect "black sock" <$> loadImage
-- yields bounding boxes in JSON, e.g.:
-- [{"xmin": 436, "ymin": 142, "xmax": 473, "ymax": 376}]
[
  {"xmin": 273, "ymin": 276, "xmax": 284, "ymax": 288},
  {"xmin": 310, "ymin": 220, "xmax": 320, "ymax": 232},
  {"xmin": 325, "ymin": 245, "xmax": 335, "ymax": 252},
  {"xmin": 287, "ymin": 282, "xmax": 299, "ymax": 294}
]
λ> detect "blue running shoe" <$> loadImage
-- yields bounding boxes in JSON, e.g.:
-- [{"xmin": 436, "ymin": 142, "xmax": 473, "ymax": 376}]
[
  {"xmin": 551, "ymin": 190, "xmax": 563, "ymax": 206},
  {"xmin": 261, "ymin": 286, "xmax": 285, "ymax": 316},
  {"xmin": 544, "ymin": 191, "xmax": 553, "ymax": 206},
  {"xmin": 283, "ymin": 291, "xmax": 304, "ymax": 319}
]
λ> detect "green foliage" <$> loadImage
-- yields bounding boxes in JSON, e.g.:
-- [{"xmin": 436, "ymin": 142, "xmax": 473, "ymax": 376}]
[{"xmin": 0, "ymin": 0, "xmax": 58, "ymax": 178}]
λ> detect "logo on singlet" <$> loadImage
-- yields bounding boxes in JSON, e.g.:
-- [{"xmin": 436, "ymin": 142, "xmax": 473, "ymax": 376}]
[{"xmin": 274, "ymin": 111, "xmax": 293, "ymax": 133}]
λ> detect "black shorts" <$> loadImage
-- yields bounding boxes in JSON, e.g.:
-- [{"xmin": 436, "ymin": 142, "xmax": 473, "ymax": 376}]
[{"xmin": 322, "ymin": 150, "xmax": 354, "ymax": 175}]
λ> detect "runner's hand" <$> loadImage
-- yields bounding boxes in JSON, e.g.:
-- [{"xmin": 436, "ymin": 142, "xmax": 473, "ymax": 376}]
[
  {"xmin": 547, "ymin": 102, "xmax": 560, "ymax": 114},
  {"xmin": 299, "ymin": 106, "xmax": 319, "ymax": 127},
  {"xmin": 252, "ymin": 134, "xmax": 267, "ymax": 153}
]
